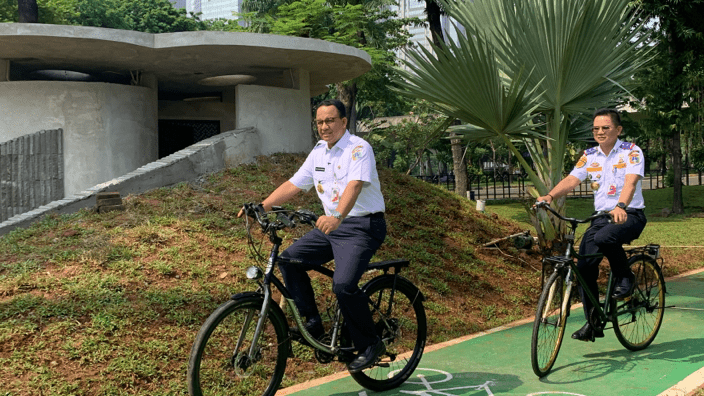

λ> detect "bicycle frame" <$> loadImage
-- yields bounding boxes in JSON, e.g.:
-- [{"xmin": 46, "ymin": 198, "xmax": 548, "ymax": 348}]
[
  {"xmin": 248, "ymin": 232, "xmax": 344, "ymax": 357},
  {"xmin": 538, "ymin": 202, "xmax": 619, "ymax": 326}
]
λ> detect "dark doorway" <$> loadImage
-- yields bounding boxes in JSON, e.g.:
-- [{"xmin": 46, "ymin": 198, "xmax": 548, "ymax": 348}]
[{"xmin": 158, "ymin": 120, "xmax": 220, "ymax": 158}]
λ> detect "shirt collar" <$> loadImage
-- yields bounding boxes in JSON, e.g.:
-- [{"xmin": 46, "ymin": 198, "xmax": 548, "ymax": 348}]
[
  {"xmin": 598, "ymin": 139, "xmax": 622, "ymax": 156},
  {"xmin": 320, "ymin": 130, "xmax": 351, "ymax": 151}
]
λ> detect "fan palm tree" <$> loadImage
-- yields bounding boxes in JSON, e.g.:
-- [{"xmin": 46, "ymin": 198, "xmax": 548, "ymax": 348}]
[{"xmin": 394, "ymin": 0, "xmax": 652, "ymax": 244}]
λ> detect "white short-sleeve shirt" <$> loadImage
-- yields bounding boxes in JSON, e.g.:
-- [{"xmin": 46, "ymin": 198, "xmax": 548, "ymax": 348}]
[
  {"xmin": 569, "ymin": 139, "xmax": 645, "ymax": 211},
  {"xmin": 289, "ymin": 131, "xmax": 385, "ymax": 216}
]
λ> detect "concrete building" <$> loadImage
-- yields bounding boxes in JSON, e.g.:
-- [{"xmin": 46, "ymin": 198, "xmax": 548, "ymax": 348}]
[{"xmin": 0, "ymin": 23, "xmax": 371, "ymax": 221}]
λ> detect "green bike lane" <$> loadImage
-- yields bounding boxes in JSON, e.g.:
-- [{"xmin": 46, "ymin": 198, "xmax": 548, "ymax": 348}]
[{"xmin": 280, "ymin": 270, "xmax": 704, "ymax": 396}]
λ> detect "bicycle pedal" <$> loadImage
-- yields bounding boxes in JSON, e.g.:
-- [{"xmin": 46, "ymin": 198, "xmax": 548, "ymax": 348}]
[{"xmin": 376, "ymin": 362, "xmax": 390, "ymax": 368}]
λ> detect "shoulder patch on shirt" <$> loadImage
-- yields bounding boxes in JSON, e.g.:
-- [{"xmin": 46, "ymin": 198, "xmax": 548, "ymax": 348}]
[
  {"xmin": 620, "ymin": 141, "xmax": 635, "ymax": 150},
  {"xmin": 585, "ymin": 147, "xmax": 598, "ymax": 155},
  {"xmin": 629, "ymin": 150, "xmax": 642, "ymax": 164},
  {"xmin": 576, "ymin": 155, "xmax": 587, "ymax": 168},
  {"xmin": 351, "ymin": 145, "xmax": 364, "ymax": 161}
]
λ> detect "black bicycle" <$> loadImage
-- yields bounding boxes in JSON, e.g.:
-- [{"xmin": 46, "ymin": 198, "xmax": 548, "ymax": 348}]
[
  {"xmin": 187, "ymin": 203, "xmax": 427, "ymax": 396},
  {"xmin": 530, "ymin": 201, "xmax": 665, "ymax": 377}
]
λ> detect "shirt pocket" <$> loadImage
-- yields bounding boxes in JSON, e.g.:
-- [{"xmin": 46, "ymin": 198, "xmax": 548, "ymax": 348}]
[{"xmin": 333, "ymin": 158, "xmax": 351, "ymax": 183}]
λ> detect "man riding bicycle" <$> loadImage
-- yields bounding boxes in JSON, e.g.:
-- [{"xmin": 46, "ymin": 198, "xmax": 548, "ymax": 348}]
[
  {"xmin": 537, "ymin": 108, "xmax": 647, "ymax": 342},
  {"xmin": 238, "ymin": 99, "xmax": 387, "ymax": 372}
]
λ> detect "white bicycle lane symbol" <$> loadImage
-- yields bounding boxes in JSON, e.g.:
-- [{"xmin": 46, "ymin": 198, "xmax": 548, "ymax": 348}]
[{"xmin": 356, "ymin": 368, "xmax": 587, "ymax": 396}]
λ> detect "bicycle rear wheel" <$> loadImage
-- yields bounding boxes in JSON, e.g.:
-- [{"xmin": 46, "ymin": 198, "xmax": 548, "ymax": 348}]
[
  {"xmin": 531, "ymin": 270, "xmax": 569, "ymax": 377},
  {"xmin": 188, "ymin": 295, "xmax": 290, "ymax": 396},
  {"xmin": 351, "ymin": 276, "xmax": 427, "ymax": 391},
  {"xmin": 613, "ymin": 255, "xmax": 665, "ymax": 351}
]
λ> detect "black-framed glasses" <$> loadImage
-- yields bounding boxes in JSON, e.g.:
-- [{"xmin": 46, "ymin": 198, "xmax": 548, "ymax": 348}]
[{"xmin": 315, "ymin": 117, "xmax": 339, "ymax": 128}]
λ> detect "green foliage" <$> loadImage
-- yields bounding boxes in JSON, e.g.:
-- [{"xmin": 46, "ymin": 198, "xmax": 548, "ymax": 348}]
[
  {"xmin": 71, "ymin": 0, "xmax": 207, "ymax": 32},
  {"xmin": 366, "ymin": 101, "xmax": 453, "ymax": 174},
  {"xmin": 394, "ymin": 0, "xmax": 653, "ymax": 244},
  {"xmin": 1, "ymin": 0, "xmax": 78, "ymax": 23}
]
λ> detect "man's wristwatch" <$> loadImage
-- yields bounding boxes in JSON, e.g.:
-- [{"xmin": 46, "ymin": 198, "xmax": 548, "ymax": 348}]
[
  {"xmin": 330, "ymin": 210, "xmax": 343, "ymax": 220},
  {"xmin": 616, "ymin": 202, "xmax": 627, "ymax": 210}
]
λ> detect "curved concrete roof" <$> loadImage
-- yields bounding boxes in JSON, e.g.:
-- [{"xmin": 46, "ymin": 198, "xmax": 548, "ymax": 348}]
[{"xmin": 0, "ymin": 23, "xmax": 372, "ymax": 96}]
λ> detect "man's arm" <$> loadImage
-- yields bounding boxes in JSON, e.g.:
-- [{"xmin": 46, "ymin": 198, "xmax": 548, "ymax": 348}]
[
  {"xmin": 316, "ymin": 180, "xmax": 364, "ymax": 234},
  {"xmin": 610, "ymin": 174, "xmax": 641, "ymax": 224},
  {"xmin": 237, "ymin": 181, "xmax": 302, "ymax": 217},
  {"xmin": 537, "ymin": 175, "xmax": 582, "ymax": 204}
]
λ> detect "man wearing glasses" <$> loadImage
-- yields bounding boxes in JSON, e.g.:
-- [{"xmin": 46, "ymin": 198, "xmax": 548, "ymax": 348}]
[
  {"xmin": 243, "ymin": 99, "xmax": 387, "ymax": 372},
  {"xmin": 537, "ymin": 108, "xmax": 647, "ymax": 342}
]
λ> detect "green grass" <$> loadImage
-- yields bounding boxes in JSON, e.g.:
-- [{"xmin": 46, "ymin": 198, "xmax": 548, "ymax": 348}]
[{"xmin": 485, "ymin": 185, "xmax": 704, "ymax": 248}]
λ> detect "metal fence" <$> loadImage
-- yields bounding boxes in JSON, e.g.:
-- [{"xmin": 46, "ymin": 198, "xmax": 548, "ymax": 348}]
[
  {"xmin": 415, "ymin": 170, "xmax": 703, "ymax": 201},
  {"xmin": 0, "ymin": 129, "xmax": 64, "ymax": 222}
]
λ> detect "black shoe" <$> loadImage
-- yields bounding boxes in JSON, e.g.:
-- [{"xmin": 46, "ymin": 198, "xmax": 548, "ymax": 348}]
[
  {"xmin": 613, "ymin": 274, "xmax": 636, "ymax": 300},
  {"xmin": 347, "ymin": 338, "xmax": 386, "ymax": 373},
  {"xmin": 290, "ymin": 317, "xmax": 324, "ymax": 342},
  {"xmin": 571, "ymin": 322, "xmax": 604, "ymax": 342}
]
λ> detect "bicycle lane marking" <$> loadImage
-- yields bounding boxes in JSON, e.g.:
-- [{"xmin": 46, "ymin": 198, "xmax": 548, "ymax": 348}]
[{"xmin": 280, "ymin": 269, "xmax": 704, "ymax": 396}]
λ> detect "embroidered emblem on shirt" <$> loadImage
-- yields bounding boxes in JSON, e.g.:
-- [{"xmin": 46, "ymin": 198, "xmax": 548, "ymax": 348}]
[
  {"xmin": 587, "ymin": 162, "xmax": 603, "ymax": 172},
  {"xmin": 351, "ymin": 145, "xmax": 364, "ymax": 161},
  {"xmin": 576, "ymin": 155, "xmax": 587, "ymax": 168},
  {"xmin": 331, "ymin": 188, "xmax": 340, "ymax": 203},
  {"xmin": 317, "ymin": 181, "xmax": 324, "ymax": 194},
  {"xmin": 629, "ymin": 150, "xmax": 641, "ymax": 165},
  {"xmin": 620, "ymin": 141, "xmax": 636, "ymax": 150},
  {"xmin": 591, "ymin": 182, "xmax": 600, "ymax": 191},
  {"xmin": 607, "ymin": 184, "xmax": 617, "ymax": 196}
]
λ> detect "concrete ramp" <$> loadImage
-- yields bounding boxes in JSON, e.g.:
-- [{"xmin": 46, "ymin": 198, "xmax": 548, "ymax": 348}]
[{"xmin": 0, "ymin": 127, "xmax": 259, "ymax": 236}]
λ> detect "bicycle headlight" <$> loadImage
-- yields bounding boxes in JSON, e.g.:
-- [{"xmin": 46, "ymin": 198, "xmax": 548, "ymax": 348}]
[{"xmin": 245, "ymin": 266, "xmax": 263, "ymax": 280}]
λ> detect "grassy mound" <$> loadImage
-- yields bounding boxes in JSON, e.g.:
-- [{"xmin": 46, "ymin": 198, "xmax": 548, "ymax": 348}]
[{"xmin": 0, "ymin": 154, "xmax": 542, "ymax": 395}]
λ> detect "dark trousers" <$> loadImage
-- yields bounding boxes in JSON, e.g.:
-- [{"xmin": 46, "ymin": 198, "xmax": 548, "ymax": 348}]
[
  {"xmin": 576, "ymin": 209, "xmax": 647, "ymax": 321},
  {"xmin": 279, "ymin": 215, "xmax": 386, "ymax": 350}
]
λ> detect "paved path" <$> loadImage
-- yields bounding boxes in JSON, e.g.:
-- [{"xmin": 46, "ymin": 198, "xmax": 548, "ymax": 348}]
[{"xmin": 280, "ymin": 270, "xmax": 704, "ymax": 396}]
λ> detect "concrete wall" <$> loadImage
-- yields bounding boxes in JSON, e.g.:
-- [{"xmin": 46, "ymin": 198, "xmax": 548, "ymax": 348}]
[
  {"xmin": 236, "ymin": 69, "xmax": 313, "ymax": 154},
  {"xmin": 0, "ymin": 129, "xmax": 64, "ymax": 222},
  {"xmin": 0, "ymin": 127, "xmax": 259, "ymax": 236},
  {"xmin": 0, "ymin": 81, "xmax": 158, "ymax": 196}
]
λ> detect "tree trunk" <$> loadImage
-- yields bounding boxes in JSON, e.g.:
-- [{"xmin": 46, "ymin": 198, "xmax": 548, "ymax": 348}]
[
  {"xmin": 18, "ymin": 0, "xmax": 39, "ymax": 23},
  {"xmin": 336, "ymin": 82, "xmax": 357, "ymax": 134},
  {"xmin": 672, "ymin": 130, "xmax": 684, "ymax": 214},
  {"xmin": 450, "ymin": 133, "xmax": 468, "ymax": 197},
  {"xmin": 425, "ymin": 0, "xmax": 444, "ymax": 47}
]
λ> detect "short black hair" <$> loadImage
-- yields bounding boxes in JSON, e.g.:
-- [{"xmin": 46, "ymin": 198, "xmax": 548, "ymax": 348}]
[
  {"xmin": 593, "ymin": 108, "xmax": 621, "ymax": 127},
  {"xmin": 316, "ymin": 99, "xmax": 346, "ymax": 119}
]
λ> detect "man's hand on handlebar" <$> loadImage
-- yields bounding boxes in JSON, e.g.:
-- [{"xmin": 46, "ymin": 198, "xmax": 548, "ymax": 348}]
[{"xmin": 610, "ymin": 206, "xmax": 628, "ymax": 225}]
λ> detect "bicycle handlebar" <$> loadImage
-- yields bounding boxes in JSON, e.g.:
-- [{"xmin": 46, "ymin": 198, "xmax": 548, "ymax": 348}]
[
  {"xmin": 533, "ymin": 201, "xmax": 612, "ymax": 225},
  {"xmin": 242, "ymin": 203, "xmax": 318, "ymax": 231}
]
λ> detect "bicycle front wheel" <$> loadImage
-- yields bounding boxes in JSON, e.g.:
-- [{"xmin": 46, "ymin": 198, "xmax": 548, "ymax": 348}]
[
  {"xmin": 188, "ymin": 294, "xmax": 290, "ymax": 396},
  {"xmin": 613, "ymin": 255, "xmax": 665, "ymax": 351},
  {"xmin": 531, "ymin": 270, "xmax": 569, "ymax": 377},
  {"xmin": 351, "ymin": 276, "xmax": 427, "ymax": 391}
]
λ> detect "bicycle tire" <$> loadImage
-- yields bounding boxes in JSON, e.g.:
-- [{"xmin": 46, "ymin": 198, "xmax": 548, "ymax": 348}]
[
  {"xmin": 188, "ymin": 294, "xmax": 290, "ymax": 396},
  {"xmin": 531, "ymin": 270, "xmax": 569, "ymax": 377},
  {"xmin": 613, "ymin": 255, "xmax": 665, "ymax": 351},
  {"xmin": 350, "ymin": 275, "xmax": 427, "ymax": 391}
]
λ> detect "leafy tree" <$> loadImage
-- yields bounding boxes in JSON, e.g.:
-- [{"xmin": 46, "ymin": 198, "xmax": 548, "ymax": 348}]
[
  {"xmin": 394, "ymin": 0, "xmax": 652, "ymax": 246},
  {"xmin": 630, "ymin": 0, "xmax": 704, "ymax": 214},
  {"xmin": 260, "ymin": 0, "xmax": 420, "ymax": 134},
  {"xmin": 72, "ymin": 0, "xmax": 206, "ymax": 32},
  {"xmin": 1, "ymin": 0, "xmax": 77, "ymax": 23}
]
